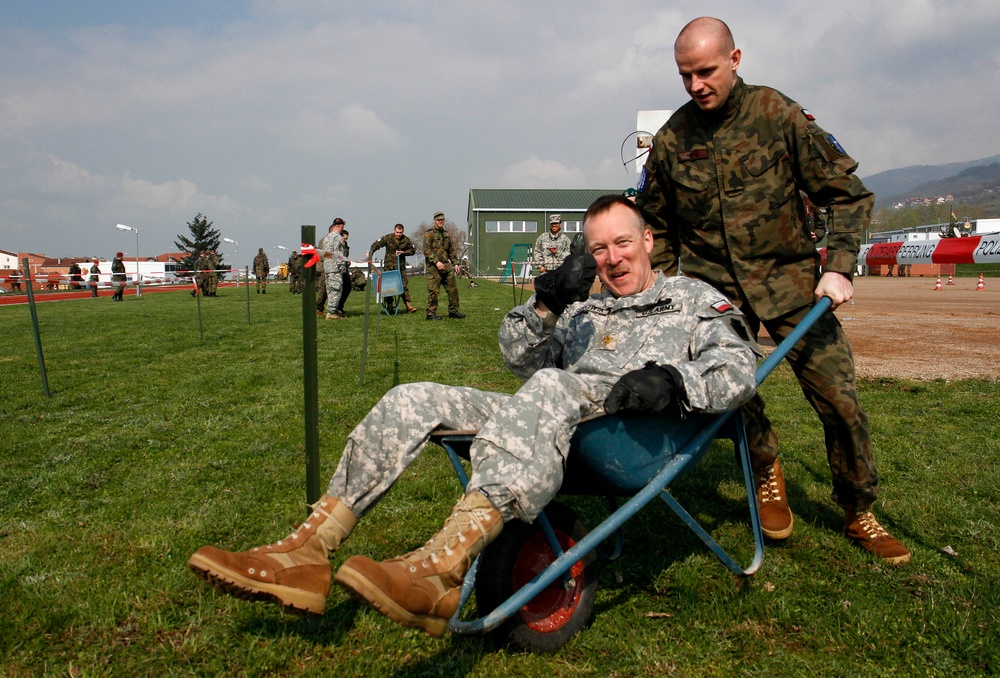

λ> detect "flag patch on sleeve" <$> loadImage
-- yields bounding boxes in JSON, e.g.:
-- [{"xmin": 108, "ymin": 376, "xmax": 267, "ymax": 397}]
[{"xmin": 712, "ymin": 300, "xmax": 733, "ymax": 313}]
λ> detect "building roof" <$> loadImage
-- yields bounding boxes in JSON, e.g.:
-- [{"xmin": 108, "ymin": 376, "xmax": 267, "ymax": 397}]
[{"xmin": 468, "ymin": 188, "xmax": 621, "ymax": 213}]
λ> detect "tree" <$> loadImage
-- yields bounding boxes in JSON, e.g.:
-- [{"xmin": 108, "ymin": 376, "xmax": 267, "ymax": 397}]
[{"xmin": 174, "ymin": 213, "xmax": 224, "ymax": 275}]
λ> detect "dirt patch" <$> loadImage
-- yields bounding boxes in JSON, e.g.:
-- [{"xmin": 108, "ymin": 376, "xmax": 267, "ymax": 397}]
[{"xmin": 834, "ymin": 275, "xmax": 999, "ymax": 381}]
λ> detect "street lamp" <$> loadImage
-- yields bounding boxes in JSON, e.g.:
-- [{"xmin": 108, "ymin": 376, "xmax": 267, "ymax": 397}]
[
  {"xmin": 223, "ymin": 237, "xmax": 240, "ymax": 286},
  {"xmin": 116, "ymin": 224, "xmax": 141, "ymax": 297}
]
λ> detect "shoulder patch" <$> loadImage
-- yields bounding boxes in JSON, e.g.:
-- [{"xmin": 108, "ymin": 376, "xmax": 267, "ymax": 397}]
[
  {"xmin": 711, "ymin": 299, "xmax": 733, "ymax": 314},
  {"xmin": 802, "ymin": 108, "xmax": 816, "ymax": 121},
  {"xmin": 825, "ymin": 134, "xmax": 846, "ymax": 155}
]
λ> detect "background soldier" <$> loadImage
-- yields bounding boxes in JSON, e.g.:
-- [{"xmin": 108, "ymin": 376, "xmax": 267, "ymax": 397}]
[
  {"xmin": 319, "ymin": 218, "xmax": 348, "ymax": 319},
  {"xmin": 423, "ymin": 212, "xmax": 464, "ymax": 320},
  {"xmin": 206, "ymin": 249, "xmax": 220, "ymax": 296},
  {"xmin": 288, "ymin": 251, "xmax": 304, "ymax": 294},
  {"xmin": 89, "ymin": 260, "xmax": 101, "ymax": 297},
  {"xmin": 253, "ymin": 247, "xmax": 270, "ymax": 294},
  {"xmin": 532, "ymin": 214, "xmax": 572, "ymax": 273},
  {"xmin": 68, "ymin": 261, "xmax": 83, "ymax": 289},
  {"xmin": 368, "ymin": 223, "xmax": 418, "ymax": 313},
  {"xmin": 111, "ymin": 252, "xmax": 126, "ymax": 301}
]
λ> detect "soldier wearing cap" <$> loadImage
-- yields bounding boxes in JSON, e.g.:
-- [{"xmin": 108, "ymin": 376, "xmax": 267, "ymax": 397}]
[
  {"xmin": 423, "ymin": 212, "xmax": 464, "ymax": 320},
  {"xmin": 533, "ymin": 214, "xmax": 572, "ymax": 274},
  {"xmin": 288, "ymin": 251, "xmax": 304, "ymax": 294},
  {"xmin": 319, "ymin": 218, "xmax": 348, "ymax": 319}
]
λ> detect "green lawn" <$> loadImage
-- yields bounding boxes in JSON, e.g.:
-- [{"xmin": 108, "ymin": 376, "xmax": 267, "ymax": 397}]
[{"xmin": 1, "ymin": 279, "xmax": 997, "ymax": 676}]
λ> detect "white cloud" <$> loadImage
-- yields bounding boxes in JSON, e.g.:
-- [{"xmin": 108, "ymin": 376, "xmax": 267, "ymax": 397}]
[{"xmin": 500, "ymin": 157, "xmax": 587, "ymax": 188}]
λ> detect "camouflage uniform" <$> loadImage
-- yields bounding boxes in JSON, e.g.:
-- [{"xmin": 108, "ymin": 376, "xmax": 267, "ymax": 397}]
[
  {"xmin": 368, "ymin": 232, "xmax": 416, "ymax": 304},
  {"xmin": 253, "ymin": 249, "xmax": 270, "ymax": 293},
  {"xmin": 195, "ymin": 252, "xmax": 210, "ymax": 296},
  {"xmin": 319, "ymin": 230, "xmax": 348, "ymax": 315},
  {"xmin": 111, "ymin": 255, "xmax": 126, "ymax": 301},
  {"xmin": 532, "ymin": 231, "xmax": 572, "ymax": 272},
  {"xmin": 423, "ymin": 224, "xmax": 460, "ymax": 317},
  {"xmin": 636, "ymin": 76, "xmax": 879, "ymax": 512},
  {"xmin": 325, "ymin": 272, "xmax": 758, "ymax": 524},
  {"xmin": 288, "ymin": 253, "xmax": 304, "ymax": 294},
  {"xmin": 89, "ymin": 262, "xmax": 101, "ymax": 297},
  {"xmin": 206, "ymin": 251, "xmax": 220, "ymax": 296}
]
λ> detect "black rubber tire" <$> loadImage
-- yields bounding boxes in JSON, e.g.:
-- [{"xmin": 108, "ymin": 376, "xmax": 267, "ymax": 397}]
[{"xmin": 476, "ymin": 501, "xmax": 599, "ymax": 653}]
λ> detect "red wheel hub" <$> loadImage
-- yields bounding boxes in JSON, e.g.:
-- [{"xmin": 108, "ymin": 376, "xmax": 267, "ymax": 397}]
[{"xmin": 511, "ymin": 530, "xmax": 585, "ymax": 632}]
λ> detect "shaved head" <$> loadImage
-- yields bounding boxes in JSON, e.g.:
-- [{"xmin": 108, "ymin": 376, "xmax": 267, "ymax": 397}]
[
  {"xmin": 675, "ymin": 17, "xmax": 735, "ymax": 56},
  {"xmin": 674, "ymin": 17, "xmax": 741, "ymax": 112}
]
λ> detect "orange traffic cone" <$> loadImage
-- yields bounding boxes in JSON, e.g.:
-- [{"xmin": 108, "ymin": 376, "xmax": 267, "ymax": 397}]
[
  {"xmin": 947, "ymin": 274, "xmax": 954, "ymax": 285},
  {"xmin": 934, "ymin": 276, "xmax": 942, "ymax": 291},
  {"xmin": 976, "ymin": 273, "xmax": 985, "ymax": 291}
]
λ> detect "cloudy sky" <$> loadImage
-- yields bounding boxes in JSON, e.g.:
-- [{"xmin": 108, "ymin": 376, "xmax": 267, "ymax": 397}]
[{"xmin": 2, "ymin": 0, "xmax": 998, "ymax": 261}]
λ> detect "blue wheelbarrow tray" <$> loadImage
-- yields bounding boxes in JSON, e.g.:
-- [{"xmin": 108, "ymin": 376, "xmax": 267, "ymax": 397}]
[{"xmin": 435, "ymin": 297, "xmax": 833, "ymax": 643}]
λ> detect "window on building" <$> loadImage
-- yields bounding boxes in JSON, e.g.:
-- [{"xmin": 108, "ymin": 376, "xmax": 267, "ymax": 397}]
[
  {"xmin": 485, "ymin": 220, "xmax": 539, "ymax": 233},
  {"xmin": 562, "ymin": 220, "xmax": 583, "ymax": 233}
]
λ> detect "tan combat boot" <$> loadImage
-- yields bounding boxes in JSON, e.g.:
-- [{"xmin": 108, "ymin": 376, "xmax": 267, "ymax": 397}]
[
  {"xmin": 405, "ymin": 301, "xmax": 417, "ymax": 313},
  {"xmin": 844, "ymin": 510, "xmax": 911, "ymax": 565},
  {"xmin": 756, "ymin": 459, "xmax": 794, "ymax": 540},
  {"xmin": 334, "ymin": 492, "xmax": 502, "ymax": 637},
  {"xmin": 188, "ymin": 496, "xmax": 357, "ymax": 615}
]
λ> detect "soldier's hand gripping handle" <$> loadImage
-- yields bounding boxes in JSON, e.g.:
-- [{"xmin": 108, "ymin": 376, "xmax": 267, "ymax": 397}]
[
  {"xmin": 533, "ymin": 252, "xmax": 597, "ymax": 315},
  {"xmin": 603, "ymin": 361, "xmax": 685, "ymax": 415}
]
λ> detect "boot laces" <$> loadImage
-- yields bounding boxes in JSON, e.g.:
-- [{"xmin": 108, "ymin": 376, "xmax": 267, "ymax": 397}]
[
  {"xmin": 758, "ymin": 467, "xmax": 783, "ymax": 504},
  {"xmin": 255, "ymin": 498, "xmax": 334, "ymax": 551},
  {"xmin": 405, "ymin": 498, "xmax": 492, "ymax": 572},
  {"xmin": 856, "ymin": 511, "xmax": 890, "ymax": 539}
]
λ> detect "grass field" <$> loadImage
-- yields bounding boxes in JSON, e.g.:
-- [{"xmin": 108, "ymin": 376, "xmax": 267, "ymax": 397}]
[{"xmin": 1, "ymin": 279, "xmax": 998, "ymax": 676}]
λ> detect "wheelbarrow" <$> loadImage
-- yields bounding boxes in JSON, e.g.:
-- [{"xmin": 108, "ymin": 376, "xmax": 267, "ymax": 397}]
[
  {"xmin": 372, "ymin": 256, "xmax": 404, "ymax": 316},
  {"xmin": 429, "ymin": 297, "xmax": 833, "ymax": 653}
]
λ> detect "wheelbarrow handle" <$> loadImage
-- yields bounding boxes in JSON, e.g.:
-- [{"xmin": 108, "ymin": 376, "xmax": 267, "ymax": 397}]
[{"xmin": 754, "ymin": 296, "xmax": 833, "ymax": 387}]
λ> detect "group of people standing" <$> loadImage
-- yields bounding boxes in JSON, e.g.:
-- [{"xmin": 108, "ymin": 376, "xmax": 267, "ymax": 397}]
[{"xmin": 307, "ymin": 211, "xmax": 468, "ymax": 321}]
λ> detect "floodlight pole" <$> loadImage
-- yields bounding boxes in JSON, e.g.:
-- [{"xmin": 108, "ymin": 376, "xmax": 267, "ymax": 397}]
[{"xmin": 116, "ymin": 224, "xmax": 141, "ymax": 297}]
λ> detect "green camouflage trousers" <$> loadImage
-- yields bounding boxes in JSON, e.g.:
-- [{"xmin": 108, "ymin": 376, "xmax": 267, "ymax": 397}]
[
  {"xmin": 741, "ymin": 303, "xmax": 880, "ymax": 513},
  {"xmin": 425, "ymin": 265, "xmax": 459, "ymax": 316},
  {"xmin": 326, "ymin": 369, "xmax": 607, "ymax": 523}
]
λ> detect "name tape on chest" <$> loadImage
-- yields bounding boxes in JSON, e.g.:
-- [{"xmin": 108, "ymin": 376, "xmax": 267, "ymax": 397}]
[{"xmin": 678, "ymin": 149, "xmax": 709, "ymax": 162}]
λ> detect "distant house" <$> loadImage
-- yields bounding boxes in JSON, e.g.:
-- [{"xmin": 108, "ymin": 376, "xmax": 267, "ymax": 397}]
[{"xmin": 466, "ymin": 188, "xmax": 620, "ymax": 276}]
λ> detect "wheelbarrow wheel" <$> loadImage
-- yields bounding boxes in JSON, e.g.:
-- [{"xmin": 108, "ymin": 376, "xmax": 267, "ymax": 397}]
[{"xmin": 476, "ymin": 501, "xmax": 598, "ymax": 653}]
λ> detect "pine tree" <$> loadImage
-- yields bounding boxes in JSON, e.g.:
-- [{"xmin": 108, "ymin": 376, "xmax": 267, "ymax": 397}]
[{"xmin": 174, "ymin": 213, "xmax": 224, "ymax": 274}]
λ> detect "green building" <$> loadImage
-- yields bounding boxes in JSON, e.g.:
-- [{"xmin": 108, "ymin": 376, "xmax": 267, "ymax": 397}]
[{"xmin": 465, "ymin": 188, "xmax": 621, "ymax": 277}]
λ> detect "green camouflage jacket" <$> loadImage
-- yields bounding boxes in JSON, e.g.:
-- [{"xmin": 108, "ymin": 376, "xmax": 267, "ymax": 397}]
[
  {"xmin": 636, "ymin": 77, "xmax": 873, "ymax": 320},
  {"xmin": 423, "ymin": 226, "xmax": 457, "ymax": 267},
  {"xmin": 368, "ymin": 233, "xmax": 416, "ymax": 269}
]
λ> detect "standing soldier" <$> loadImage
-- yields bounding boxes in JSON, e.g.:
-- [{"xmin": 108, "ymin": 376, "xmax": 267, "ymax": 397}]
[
  {"xmin": 89, "ymin": 260, "xmax": 101, "ymax": 297},
  {"xmin": 68, "ymin": 261, "xmax": 83, "ymax": 290},
  {"xmin": 532, "ymin": 214, "xmax": 573, "ymax": 273},
  {"xmin": 319, "ymin": 218, "xmax": 348, "ymax": 319},
  {"xmin": 368, "ymin": 223, "xmax": 418, "ymax": 313},
  {"xmin": 288, "ymin": 251, "xmax": 304, "ymax": 294},
  {"xmin": 206, "ymin": 249, "xmax": 220, "ymax": 296},
  {"xmin": 111, "ymin": 252, "xmax": 126, "ymax": 301},
  {"xmin": 423, "ymin": 212, "xmax": 464, "ymax": 320},
  {"xmin": 253, "ymin": 247, "xmax": 270, "ymax": 294}
]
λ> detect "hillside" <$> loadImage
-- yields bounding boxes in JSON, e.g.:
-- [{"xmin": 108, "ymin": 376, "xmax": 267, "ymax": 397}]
[{"xmin": 863, "ymin": 154, "xmax": 1000, "ymax": 210}]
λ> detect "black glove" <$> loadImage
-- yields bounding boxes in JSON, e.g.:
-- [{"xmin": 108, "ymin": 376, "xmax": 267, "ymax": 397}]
[
  {"xmin": 603, "ymin": 362, "xmax": 685, "ymax": 415},
  {"xmin": 569, "ymin": 233, "xmax": 587, "ymax": 256},
  {"xmin": 534, "ymin": 252, "xmax": 597, "ymax": 315}
]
